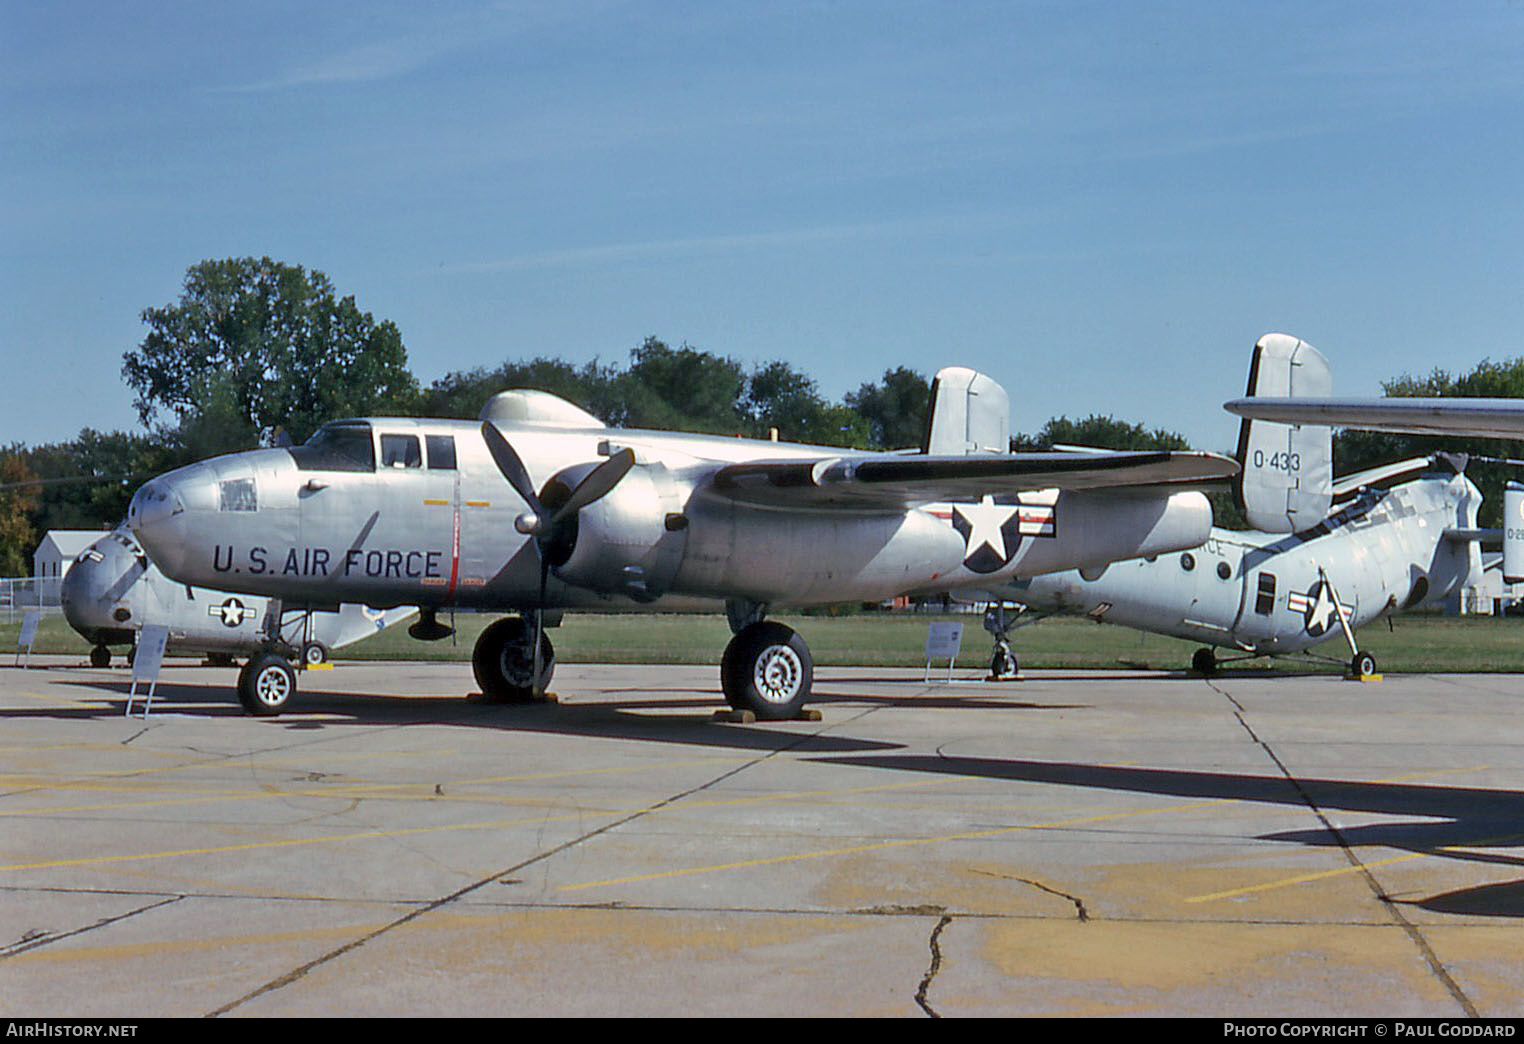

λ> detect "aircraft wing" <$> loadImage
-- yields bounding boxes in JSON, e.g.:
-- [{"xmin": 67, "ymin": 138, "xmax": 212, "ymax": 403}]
[
  {"xmin": 708, "ymin": 450, "xmax": 1238, "ymax": 509},
  {"xmin": 1224, "ymin": 396, "xmax": 1524, "ymax": 439}
]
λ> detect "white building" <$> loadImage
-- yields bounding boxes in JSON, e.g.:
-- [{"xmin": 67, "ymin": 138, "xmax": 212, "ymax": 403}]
[{"xmin": 32, "ymin": 530, "xmax": 106, "ymax": 584}]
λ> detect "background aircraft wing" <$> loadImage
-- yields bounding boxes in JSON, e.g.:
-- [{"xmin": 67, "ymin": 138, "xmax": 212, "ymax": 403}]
[
  {"xmin": 707, "ymin": 451, "xmax": 1238, "ymax": 508},
  {"xmin": 1224, "ymin": 396, "xmax": 1524, "ymax": 439}
]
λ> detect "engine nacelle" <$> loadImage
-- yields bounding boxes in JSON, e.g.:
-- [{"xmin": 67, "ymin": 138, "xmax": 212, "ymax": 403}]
[{"xmin": 551, "ymin": 461, "xmax": 690, "ymax": 601}]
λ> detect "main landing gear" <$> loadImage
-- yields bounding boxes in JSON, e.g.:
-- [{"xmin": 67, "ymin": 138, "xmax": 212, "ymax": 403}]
[
  {"xmin": 471, "ymin": 615, "xmax": 556, "ymax": 703},
  {"xmin": 721, "ymin": 620, "xmax": 814, "ymax": 720},
  {"xmin": 464, "ymin": 607, "xmax": 816, "ymax": 719}
]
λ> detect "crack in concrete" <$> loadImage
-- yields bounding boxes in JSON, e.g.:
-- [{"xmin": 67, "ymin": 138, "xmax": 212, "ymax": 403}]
[
  {"xmin": 202, "ymin": 717, "xmax": 849, "ymax": 1017},
  {"xmin": 914, "ymin": 912, "xmax": 953, "ymax": 1018},
  {"xmin": 1212, "ymin": 679, "xmax": 1480, "ymax": 1019},
  {"xmin": 972, "ymin": 868, "xmax": 1088, "ymax": 921},
  {"xmin": 0, "ymin": 895, "xmax": 183, "ymax": 960}
]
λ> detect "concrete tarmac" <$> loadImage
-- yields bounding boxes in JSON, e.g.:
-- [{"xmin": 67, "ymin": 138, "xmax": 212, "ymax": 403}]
[{"xmin": 2, "ymin": 655, "xmax": 1522, "ymax": 1018}]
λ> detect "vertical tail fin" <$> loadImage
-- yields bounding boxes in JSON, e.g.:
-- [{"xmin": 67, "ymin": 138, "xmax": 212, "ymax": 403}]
[
  {"xmin": 1233, "ymin": 333, "xmax": 1334, "ymax": 532},
  {"xmin": 1505, "ymin": 482, "xmax": 1524, "ymax": 584},
  {"xmin": 923, "ymin": 366, "xmax": 1010, "ymax": 455}
]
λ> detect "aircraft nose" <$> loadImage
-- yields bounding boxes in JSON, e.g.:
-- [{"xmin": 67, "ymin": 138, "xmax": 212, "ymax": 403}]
[
  {"xmin": 60, "ymin": 548, "xmax": 104, "ymax": 631},
  {"xmin": 127, "ymin": 476, "xmax": 190, "ymax": 575}
]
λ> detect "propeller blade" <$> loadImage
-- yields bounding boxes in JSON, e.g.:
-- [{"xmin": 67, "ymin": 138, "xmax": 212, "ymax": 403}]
[
  {"xmin": 545, "ymin": 448, "xmax": 636, "ymax": 528},
  {"xmin": 480, "ymin": 421, "xmax": 543, "ymax": 516},
  {"xmin": 533, "ymin": 553, "xmax": 549, "ymax": 697}
]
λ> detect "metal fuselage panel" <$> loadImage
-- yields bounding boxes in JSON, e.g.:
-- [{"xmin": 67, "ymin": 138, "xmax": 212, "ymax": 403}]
[
  {"xmin": 127, "ymin": 418, "xmax": 1214, "ymax": 614},
  {"xmin": 1009, "ymin": 474, "xmax": 1481, "ymax": 654}
]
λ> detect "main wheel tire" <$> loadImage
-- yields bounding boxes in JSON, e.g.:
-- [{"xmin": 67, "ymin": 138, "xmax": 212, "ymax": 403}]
[
  {"xmin": 302, "ymin": 641, "xmax": 329, "ymax": 666},
  {"xmin": 90, "ymin": 645, "xmax": 111, "ymax": 668},
  {"xmin": 237, "ymin": 653, "xmax": 297, "ymax": 716},
  {"xmin": 721, "ymin": 622, "xmax": 813, "ymax": 720},
  {"xmin": 1191, "ymin": 647, "xmax": 1217, "ymax": 676},
  {"xmin": 472, "ymin": 616, "xmax": 555, "ymax": 703},
  {"xmin": 1351, "ymin": 651, "xmax": 1377, "ymax": 677}
]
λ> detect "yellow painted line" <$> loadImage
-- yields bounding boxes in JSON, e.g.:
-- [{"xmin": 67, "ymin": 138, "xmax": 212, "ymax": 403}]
[
  {"xmin": 1184, "ymin": 853, "xmax": 1431, "ymax": 903},
  {"xmin": 560, "ymin": 798, "xmax": 1237, "ymax": 892},
  {"xmin": 0, "ymin": 812, "xmax": 598, "ymax": 873},
  {"xmin": 464, "ymin": 501, "xmax": 491, "ymax": 508},
  {"xmin": 422, "ymin": 499, "xmax": 450, "ymax": 506},
  {"xmin": 1182, "ymin": 765, "xmax": 1499, "ymax": 904}
]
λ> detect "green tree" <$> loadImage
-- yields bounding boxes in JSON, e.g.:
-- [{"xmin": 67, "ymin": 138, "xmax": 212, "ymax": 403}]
[
  {"xmin": 122, "ymin": 257, "xmax": 419, "ymax": 445},
  {"xmin": 0, "ymin": 448, "xmax": 39, "ymax": 576},
  {"xmin": 1012, "ymin": 414, "xmax": 1191, "ymax": 452},
  {"xmin": 845, "ymin": 367, "xmax": 930, "ymax": 450},
  {"xmin": 744, "ymin": 360, "xmax": 869, "ymax": 447},
  {"xmin": 421, "ymin": 357, "xmax": 620, "ymax": 422},
  {"xmin": 613, "ymin": 337, "xmax": 748, "ymax": 434}
]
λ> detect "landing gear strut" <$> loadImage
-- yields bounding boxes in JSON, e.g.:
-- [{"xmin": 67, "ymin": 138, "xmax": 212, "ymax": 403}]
[{"xmin": 982, "ymin": 603, "xmax": 1020, "ymax": 680}]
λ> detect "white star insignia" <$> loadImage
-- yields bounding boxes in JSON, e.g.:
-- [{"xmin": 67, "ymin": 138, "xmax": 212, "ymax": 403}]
[{"xmin": 954, "ymin": 497, "xmax": 1018, "ymax": 562}]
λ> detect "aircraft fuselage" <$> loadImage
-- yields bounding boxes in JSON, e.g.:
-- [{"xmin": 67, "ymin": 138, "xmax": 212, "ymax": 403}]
[
  {"xmin": 128, "ymin": 416, "xmax": 1212, "ymax": 614},
  {"xmin": 1005, "ymin": 471, "xmax": 1482, "ymax": 655}
]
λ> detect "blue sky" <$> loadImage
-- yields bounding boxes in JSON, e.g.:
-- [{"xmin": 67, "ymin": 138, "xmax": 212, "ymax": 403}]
[{"xmin": 4, "ymin": 1, "xmax": 1522, "ymax": 451}]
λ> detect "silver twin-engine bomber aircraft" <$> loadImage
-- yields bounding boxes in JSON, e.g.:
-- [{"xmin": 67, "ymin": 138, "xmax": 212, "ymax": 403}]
[
  {"xmin": 125, "ymin": 365, "xmax": 1237, "ymax": 718},
  {"xmin": 61, "ymin": 526, "xmax": 415, "ymax": 667},
  {"xmin": 996, "ymin": 335, "xmax": 1486, "ymax": 676}
]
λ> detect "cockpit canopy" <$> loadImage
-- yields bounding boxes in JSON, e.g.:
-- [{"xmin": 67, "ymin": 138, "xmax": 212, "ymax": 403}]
[{"xmin": 289, "ymin": 421, "xmax": 458, "ymax": 474}]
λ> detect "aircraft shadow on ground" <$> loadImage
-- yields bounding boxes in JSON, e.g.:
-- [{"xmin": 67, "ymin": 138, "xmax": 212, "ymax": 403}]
[
  {"xmin": 17, "ymin": 676, "xmax": 902, "ymax": 755},
  {"xmin": 810, "ymin": 752, "xmax": 1524, "ymax": 919}
]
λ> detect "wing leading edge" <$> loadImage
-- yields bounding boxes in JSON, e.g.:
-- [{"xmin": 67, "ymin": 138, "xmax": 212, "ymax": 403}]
[
  {"xmin": 1224, "ymin": 397, "xmax": 1524, "ymax": 440},
  {"xmin": 708, "ymin": 451, "xmax": 1238, "ymax": 509}
]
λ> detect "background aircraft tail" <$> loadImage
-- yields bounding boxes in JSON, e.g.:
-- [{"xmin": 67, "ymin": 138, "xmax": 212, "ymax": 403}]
[
  {"xmin": 1233, "ymin": 333, "xmax": 1334, "ymax": 532},
  {"xmin": 922, "ymin": 366, "xmax": 1010, "ymax": 455},
  {"xmin": 1505, "ymin": 482, "xmax": 1524, "ymax": 584}
]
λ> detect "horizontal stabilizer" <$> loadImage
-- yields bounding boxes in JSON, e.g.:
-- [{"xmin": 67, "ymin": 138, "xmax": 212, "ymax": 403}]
[
  {"xmin": 1224, "ymin": 397, "xmax": 1524, "ymax": 440},
  {"xmin": 1331, "ymin": 457, "xmax": 1436, "ymax": 498}
]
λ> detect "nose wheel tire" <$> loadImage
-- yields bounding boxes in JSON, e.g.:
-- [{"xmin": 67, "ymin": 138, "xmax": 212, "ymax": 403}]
[
  {"xmin": 1351, "ymin": 651, "xmax": 1377, "ymax": 677},
  {"xmin": 721, "ymin": 621, "xmax": 813, "ymax": 720},
  {"xmin": 302, "ymin": 641, "xmax": 330, "ymax": 666},
  {"xmin": 472, "ymin": 616, "xmax": 555, "ymax": 703},
  {"xmin": 237, "ymin": 653, "xmax": 297, "ymax": 716},
  {"xmin": 1191, "ymin": 647, "xmax": 1217, "ymax": 676}
]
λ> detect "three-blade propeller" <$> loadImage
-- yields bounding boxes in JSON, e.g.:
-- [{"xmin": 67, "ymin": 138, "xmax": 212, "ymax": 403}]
[{"xmin": 481, "ymin": 420, "xmax": 635, "ymax": 544}]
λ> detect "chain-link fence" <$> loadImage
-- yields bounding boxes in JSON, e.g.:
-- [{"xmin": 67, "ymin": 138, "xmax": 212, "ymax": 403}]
[{"xmin": 1, "ymin": 577, "xmax": 63, "ymax": 623}]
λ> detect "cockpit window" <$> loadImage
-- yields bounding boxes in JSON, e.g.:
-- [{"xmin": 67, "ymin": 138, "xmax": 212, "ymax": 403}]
[
  {"xmin": 426, "ymin": 434, "xmax": 457, "ymax": 471},
  {"xmin": 289, "ymin": 422, "xmax": 376, "ymax": 472},
  {"xmin": 380, "ymin": 434, "xmax": 422, "ymax": 469},
  {"xmin": 219, "ymin": 477, "xmax": 257, "ymax": 511}
]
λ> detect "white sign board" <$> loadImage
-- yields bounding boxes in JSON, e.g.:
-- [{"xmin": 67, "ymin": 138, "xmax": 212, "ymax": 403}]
[
  {"xmin": 126, "ymin": 624, "xmax": 169, "ymax": 717},
  {"xmin": 924, "ymin": 621, "xmax": 964, "ymax": 682},
  {"xmin": 924, "ymin": 621, "xmax": 963, "ymax": 660},
  {"xmin": 15, "ymin": 609, "xmax": 41, "ymax": 667}
]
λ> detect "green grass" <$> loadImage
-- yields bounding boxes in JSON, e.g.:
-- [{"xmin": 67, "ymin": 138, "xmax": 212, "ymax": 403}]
[{"xmin": 9, "ymin": 608, "xmax": 1524, "ymax": 674}]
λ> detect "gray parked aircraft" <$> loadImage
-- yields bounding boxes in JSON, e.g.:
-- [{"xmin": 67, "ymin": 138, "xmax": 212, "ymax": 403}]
[
  {"xmin": 61, "ymin": 527, "xmax": 416, "ymax": 668},
  {"xmin": 992, "ymin": 335, "xmax": 1486, "ymax": 676},
  {"xmin": 124, "ymin": 365, "xmax": 1237, "ymax": 718}
]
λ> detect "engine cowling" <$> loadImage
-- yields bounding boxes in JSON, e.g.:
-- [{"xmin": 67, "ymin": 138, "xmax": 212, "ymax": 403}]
[{"xmin": 549, "ymin": 461, "xmax": 690, "ymax": 601}]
